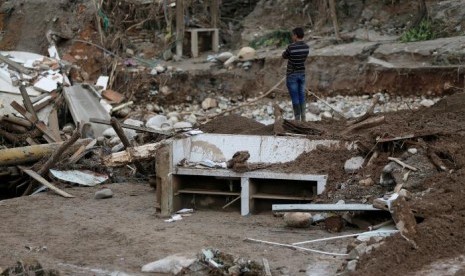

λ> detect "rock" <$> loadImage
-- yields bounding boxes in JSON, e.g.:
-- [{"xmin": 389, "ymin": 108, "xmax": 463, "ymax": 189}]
[
  {"xmin": 420, "ymin": 99, "xmax": 435, "ymax": 107},
  {"xmin": 223, "ymin": 55, "xmax": 237, "ymax": 67},
  {"xmin": 95, "ymin": 188, "xmax": 113, "ymax": 199},
  {"xmin": 146, "ymin": 104, "xmax": 155, "ymax": 112},
  {"xmin": 322, "ymin": 111, "xmax": 333, "ymax": 119},
  {"xmin": 346, "ymin": 260, "xmax": 358, "ymax": 272},
  {"xmin": 123, "ymin": 118, "xmax": 143, "ymax": 140},
  {"xmin": 155, "ymin": 65, "xmax": 165, "ymax": 73},
  {"xmin": 115, "ymin": 107, "xmax": 131, "ymax": 118},
  {"xmin": 308, "ymin": 103, "xmax": 321, "ymax": 114},
  {"xmin": 237, "ymin": 46, "xmax": 256, "ymax": 61},
  {"xmin": 146, "ymin": 115, "xmax": 168, "ymax": 129},
  {"xmin": 169, "ymin": 116, "xmax": 179, "ymax": 124},
  {"xmin": 160, "ymin": 86, "xmax": 171, "ymax": 96},
  {"xmin": 186, "ymin": 114, "xmax": 197, "ymax": 124},
  {"xmin": 398, "ymin": 188, "xmax": 411, "ymax": 199},
  {"xmin": 167, "ymin": 111, "xmax": 180, "ymax": 119},
  {"xmin": 283, "ymin": 212, "xmax": 312, "ymax": 228},
  {"xmin": 218, "ymin": 102, "xmax": 228, "ymax": 109},
  {"xmin": 103, "ymin": 128, "xmax": 117, "ymax": 138},
  {"xmin": 408, "ymin": 148, "xmax": 418, "ymax": 154},
  {"xmin": 359, "ymin": 177, "xmax": 374, "ymax": 186},
  {"xmin": 126, "ymin": 48, "xmax": 134, "ymax": 56},
  {"xmin": 109, "ymin": 137, "xmax": 121, "ymax": 146},
  {"xmin": 202, "ymin": 98, "xmax": 218, "ymax": 110},
  {"xmin": 62, "ymin": 123, "xmax": 75, "ymax": 134},
  {"xmin": 163, "ymin": 49, "xmax": 173, "ymax": 61},
  {"xmin": 242, "ymin": 61, "xmax": 252, "ymax": 68},
  {"xmin": 344, "ymin": 156, "xmax": 365, "ymax": 173},
  {"xmin": 112, "ymin": 142, "xmax": 124, "ymax": 153},
  {"xmin": 216, "ymin": 52, "xmax": 234, "ymax": 62},
  {"xmin": 150, "ymin": 68, "xmax": 158, "ymax": 75},
  {"xmin": 173, "ymin": 121, "xmax": 193, "ymax": 130}
]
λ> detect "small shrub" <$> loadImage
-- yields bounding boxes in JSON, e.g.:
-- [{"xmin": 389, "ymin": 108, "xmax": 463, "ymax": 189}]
[{"xmin": 400, "ymin": 20, "xmax": 435, "ymax": 42}]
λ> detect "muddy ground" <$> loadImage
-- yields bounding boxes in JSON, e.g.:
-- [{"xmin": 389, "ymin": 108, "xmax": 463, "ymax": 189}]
[{"xmin": 0, "ymin": 183, "xmax": 355, "ymax": 275}]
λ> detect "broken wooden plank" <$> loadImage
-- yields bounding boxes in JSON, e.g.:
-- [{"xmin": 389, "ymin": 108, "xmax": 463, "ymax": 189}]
[
  {"xmin": 67, "ymin": 139, "xmax": 97, "ymax": 164},
  {"xmin": 0, "ymin": 54, "xmax": 30, "ymax": 74},
  {"xmin": 10, "ymin": 101, "xmax": 61, "ymax": 142},
  {"xmin": 1, "ymin": 114, "xmax": 32, "ymax": 128},
  {"xmin": 63, "ymin": 85, "xmax": 111, "ymax": 137},
  {"xmin": 19, "ymin": 85, "xmax": 39, "ymax": 122},
  {"xmin": 110, "ymin": 117, "xmax": 146, "ymax": 174},
  {"xmin": 48, "ymin": 108, "xmax": 60, "ymax": 140},
  {"xmin": 104, "ymin": 139, "xmax": 172, "ymax": 167},
  {"xmin": 18, "ymin": 166, "xmax": 74, "ymax": 198},
  {"xmin": 23, "ymin": 129, "xmax": 81, "ymax": 195},
  {"xmin": 90, "ymin": 118, "xmax": 172, "ymax": 135},
  {"xmin": 387, "ymin": 157, "xmax": 418, "ymax": 171},
  {"xmin": 342, "ymin": 115, "xmax": 385, "ymax": 135}
]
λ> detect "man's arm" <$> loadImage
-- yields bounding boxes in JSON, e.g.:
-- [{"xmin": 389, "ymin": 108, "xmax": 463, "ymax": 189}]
[{"xmin": 282, "ymin": 46, "xmax": 290, "ymax": 59}]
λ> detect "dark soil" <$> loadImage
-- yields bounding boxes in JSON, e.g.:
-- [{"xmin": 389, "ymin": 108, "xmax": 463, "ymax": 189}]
[
  {"xmin": 200, "ymin": 114, "xmax": 269, "ymax": 135},
  {"xmin": 199, "ymin": 93, "xmax": 465, "ymax": 275}
]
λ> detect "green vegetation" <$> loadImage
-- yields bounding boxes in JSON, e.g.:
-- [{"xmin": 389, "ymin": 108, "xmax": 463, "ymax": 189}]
[
  {"xmin": 249, "ymin": 30, "xmax": 292, "ymax": 49},
  {"xmin": 400, "ymin": 20, "xmax": 435, "ymax": 43}
]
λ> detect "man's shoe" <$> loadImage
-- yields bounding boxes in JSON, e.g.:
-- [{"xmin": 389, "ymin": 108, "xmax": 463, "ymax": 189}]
[{"xmin": 292, "ymin": 104, "xmax": 301, "ymax": 121}]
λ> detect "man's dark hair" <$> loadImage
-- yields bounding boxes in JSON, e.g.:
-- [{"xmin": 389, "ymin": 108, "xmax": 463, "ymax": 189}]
[{"xmin": 292, "ymin": 27, "xmax": 305, "ymax": 39}]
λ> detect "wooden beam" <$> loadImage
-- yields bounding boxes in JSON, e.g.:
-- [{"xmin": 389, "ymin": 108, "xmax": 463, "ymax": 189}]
[
  {"xmin": 10, "ymin": 101, "xmax": 61, "ymax": 143},
  {"xmin": 175, "ymin": 0, "xmax": 184, "ymax": 58},
  {"xmin": 210, "ymin": 0, "xmax": 219, "ymax": 28},
  {"xmin": 0, "ymin": 139, "xmax": 91, "ymax": 166},
  {"xmin": 328, "ymin": 0, "xmax": 341, "ymax": 40},
  {"xmin": 103, "ymin": 139, "xmax": 172, "ymax": 167},
  {"xmin": 18, "ymin": 166, "xmax": 75, "ymax": 198},
  {"xmin": 0, "ymin": 54, "xmax": 30, "ymax": 74}
]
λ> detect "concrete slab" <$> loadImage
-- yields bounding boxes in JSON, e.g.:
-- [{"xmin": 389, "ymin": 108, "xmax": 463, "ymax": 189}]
[{"xmin": 63, "ymin": 84, "xmax": 111, "ymax": 137}]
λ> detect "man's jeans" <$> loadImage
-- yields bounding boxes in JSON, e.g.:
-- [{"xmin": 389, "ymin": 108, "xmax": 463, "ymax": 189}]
[{"xmin": 286, "ymin": 73, "xmax": 306, "ymax": 105}]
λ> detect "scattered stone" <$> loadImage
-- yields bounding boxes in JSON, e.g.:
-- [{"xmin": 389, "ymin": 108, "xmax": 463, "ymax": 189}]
[
  {"xmin": 146, "ymin": 103, "xmax": 155, "ymax": 112},
  {"xmin": 123, "ymin": 118, "xmax": 143, "ymax": 140},
  {"xmin": 218, "ymin": 102, "xmax": 228, "ymax": 110},
  {"xmin": 346, "ymin": 260, "xmax": 358, "ymax": 272},
  {"xmin": 103, "ymin": 128, "xmax": 117, "ymax": 138},
  {"xmin": 398, "ymin": 188, "xmax": 411, "ymax": 199},
  {"xmin": 202, "ymin": 98, "xmax": 218, "ymax": 110},
  {"xmin": 408, "ymin": 148, "xmax": 418, "ymax": 154},
  {"xmin": 160, "ymin": 86, "xmax": 171, "ymax": 96},
  {"xmin": 237, "ymin": 46, "xmax": 256, "ymax": 61},
  {"xmin": 322, "ymin": 111, "xmax": 333, "ymax": 119},
  {"xmin": 163, "ymin": 49, "xmax": 173, "ymax": 61},
  {"xmin": 150, "ymin": 68, "xmax": 158, "ymax": 75},
  {"xmin": 223, "ymin": 55, "xmax": 237, "ymax": 67},
  {"xmin": 126, "ymin": 48, "xmax": 134, "ymax": 56},
  {"xmin": 115, "ymin": 107, "xmax": 131, "ymax": 118},
  {"xmin": 111, "ymin": 142, "xmax": 124, "ymax": 153},
  {"xmin": 146, "ymin": 115, "xmax": 168, "ymax": 129},
  {"xmin": 359, "ymin": 177, "xmax": 374, "ymax": 186},
  {"xmin": 155, "ymin": 65, "xmax": 165, "ymax": 73},
  {"xmin": 62, "ymin": 123, "xmax": 75, "ymax": 134},
  {"xmin": 169, "ymin": 116, "xmax": 179, "ymax": 124},
  {"xmin": 216, "ymin": 52, "xmax": 234, "ymax": 62},
  {"xmin": 344, "ymin": 156, "xmax": 365, "ymax": 173},
  {"xmin": 308, "ymin": 103, "xmax": 321, "ymax": 114},
  {"xmin": 173, "ymin": 121, "xmax": 193, "ymax": 130},
  {"xmin": 420, "ymin": 99, "xmax": 435, "ymax": 107},
  {"xmin": 109, "ymin": 137, "xmax": 121, "ymax": 146},
  {"xmin": 283, "ymin": 212, "xmax": 312, "ymax": 228},
  {"xmin": 95, "ymin": 188, "xmax": 113, "ymax": 199}
]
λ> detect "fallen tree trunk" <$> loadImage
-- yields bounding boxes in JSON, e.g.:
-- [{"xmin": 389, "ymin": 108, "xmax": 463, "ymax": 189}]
[
  {"xmin": 103, "ymin": 139, "xmax": 172, "ymax": 167},
  {"xmin": 0, "ymin": 139, "xmax": 92, "ymax": 166}
]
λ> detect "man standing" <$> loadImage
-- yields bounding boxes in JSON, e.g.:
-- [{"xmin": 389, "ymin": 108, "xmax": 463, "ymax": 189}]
[{"xmin": 282, "ymin": 27, "xmax": 310, "ymax": 121}]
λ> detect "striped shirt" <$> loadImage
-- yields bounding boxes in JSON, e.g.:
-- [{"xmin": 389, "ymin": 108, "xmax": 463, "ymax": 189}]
[{"xmin": 282, "ymin": 41, "xmax": 310, "ymax": 75}]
